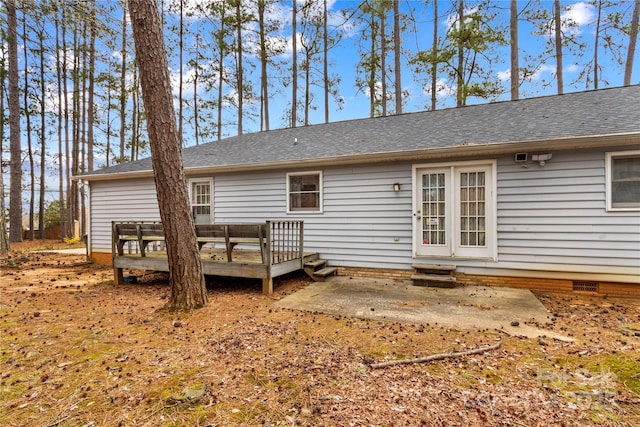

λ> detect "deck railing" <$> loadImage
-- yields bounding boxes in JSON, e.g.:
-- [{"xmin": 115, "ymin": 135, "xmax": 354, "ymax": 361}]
[
  {"xmin": 266, "ymin": 220, "xmax": 304, "ymax": 264},
  {"xmin": 113, "ymin": 220, "xmax": 304, "ymax": 266}
]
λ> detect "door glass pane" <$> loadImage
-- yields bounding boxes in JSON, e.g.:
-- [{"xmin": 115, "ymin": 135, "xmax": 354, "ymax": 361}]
[
  {"xmin": 459, "ymin": 171, "xmax": 486, "ymax": 247},
  {"xmin": 421, "ymin": 173, "xmax": 446, "ymax": 245}
]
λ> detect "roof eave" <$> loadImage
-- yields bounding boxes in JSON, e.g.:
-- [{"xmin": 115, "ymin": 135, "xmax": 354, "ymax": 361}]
[{"xmin": 75, "ymin": 132, "xmax": 640, "ymax": 182}]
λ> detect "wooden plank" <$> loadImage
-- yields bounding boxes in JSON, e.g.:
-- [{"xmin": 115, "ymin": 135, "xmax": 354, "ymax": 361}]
[
  {"xmin": 314, "ymin": 267, "xmax": 338, "ymax": 277},
  {"xmin": 305, "ymin": 259, "xmax": 327, "ymax": 268}
]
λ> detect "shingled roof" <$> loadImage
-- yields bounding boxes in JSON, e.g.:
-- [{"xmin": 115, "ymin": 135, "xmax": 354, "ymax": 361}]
[{"xmin": 81, "ymin": 85, "xmax": 640, "ymax": 180}]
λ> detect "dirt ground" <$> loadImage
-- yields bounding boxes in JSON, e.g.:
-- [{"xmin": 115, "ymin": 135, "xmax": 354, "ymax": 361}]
[{"xmin": 1, "ymin": 241, "xmax": 639, "ymax": 426}]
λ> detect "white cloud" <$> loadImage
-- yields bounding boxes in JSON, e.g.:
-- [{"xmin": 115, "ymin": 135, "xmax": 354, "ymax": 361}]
[
  {"xmin": 422, "ymin": 78, "xmax": 456, "ymax": 99},
  {"xmin": 562, "ymin": 2, "xmax": 595, "ymax": 27},
  {"xmin": 497, "ymin": 69, "xmax": 511, "ymax": 82}
]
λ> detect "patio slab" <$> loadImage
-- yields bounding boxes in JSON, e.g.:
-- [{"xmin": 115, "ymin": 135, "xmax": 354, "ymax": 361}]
[{"xmin": 276, "ymin": 277, "xmax": 573, "ymax": 341}]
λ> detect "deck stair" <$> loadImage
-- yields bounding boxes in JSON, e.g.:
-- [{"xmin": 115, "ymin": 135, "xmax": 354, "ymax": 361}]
[
  {"xmin": 411, "ymin": 263, "xmax": 457, "ymax": 288},
  {"xmin": 304, "ymin": 257, "xmax": 338, "ymax": 282}
]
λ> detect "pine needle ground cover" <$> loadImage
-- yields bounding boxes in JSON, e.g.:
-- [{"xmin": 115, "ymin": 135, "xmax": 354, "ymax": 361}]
[{"xmin": 1, "ymin": 244, "xmax": 638, "ymax": 426}]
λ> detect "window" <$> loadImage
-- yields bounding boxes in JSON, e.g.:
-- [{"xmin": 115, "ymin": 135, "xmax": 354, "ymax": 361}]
[
  {"xmin": 190, "ymin": 179, "xmax": 212, "ymax": 224},
  {"xmin": 287, "ymin": 171, "xmax": 322, "ymax": 213},
  {"xmin": 606, "ymin": 151, "xmax": 640, "ymax": 211}
]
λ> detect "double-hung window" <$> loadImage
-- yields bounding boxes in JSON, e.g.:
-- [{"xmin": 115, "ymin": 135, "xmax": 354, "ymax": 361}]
[
  {"xmin": 287, "ymin": 171, "xmax": 323, "ymax": 213},
  {"xmin": 606, "ymin": 150, "xmax": 640, "ymax": 211}
]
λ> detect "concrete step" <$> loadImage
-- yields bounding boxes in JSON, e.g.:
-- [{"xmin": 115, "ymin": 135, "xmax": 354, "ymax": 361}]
[
  {"xmin": 411, "ymin": 274, "xmax": 457, "ymax": 288},
  {"xmin": 412, "ymin": 263, "xmax": 456, "ymax": 272}
]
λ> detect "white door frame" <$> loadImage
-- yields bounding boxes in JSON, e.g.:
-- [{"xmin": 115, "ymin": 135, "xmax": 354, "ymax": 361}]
[{"xmin": 412, "ymin": 160, "xmax": 497, "ymax": 260}]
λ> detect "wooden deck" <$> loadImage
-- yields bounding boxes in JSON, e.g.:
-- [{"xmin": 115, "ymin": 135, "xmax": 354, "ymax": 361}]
[{"xmin": 112, "ymin": 220, "xmax": 315, "ymax": 295}]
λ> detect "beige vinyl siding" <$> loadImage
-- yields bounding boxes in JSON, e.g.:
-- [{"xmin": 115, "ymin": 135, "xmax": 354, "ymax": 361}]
[
  {"xmin": 497, "ymin": 149, "xmax": 640, "ymax": 272},
  {"xmin": 89, "ymin": 178, "xmax": 160, "ymax": 252}
]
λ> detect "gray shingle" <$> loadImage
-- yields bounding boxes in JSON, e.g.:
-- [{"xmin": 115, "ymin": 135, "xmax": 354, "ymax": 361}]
[{"xmin": 83, "ymin": 85, "xmax": 640, "ymax": 177}]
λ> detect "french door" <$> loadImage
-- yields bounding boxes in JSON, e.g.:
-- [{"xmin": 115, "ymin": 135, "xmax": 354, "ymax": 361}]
[{"xmin": 414, "ymin": 162, "xmax": 495, "ymax": 259}]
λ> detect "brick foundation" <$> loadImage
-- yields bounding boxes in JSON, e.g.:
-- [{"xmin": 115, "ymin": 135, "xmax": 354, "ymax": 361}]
[
  {"xmin": 337, "ymin": 266, "xmax": 637, "ymax": 298},
  {"xmin": 91, "ymin": 253, "xmax": 637, "ymax": 298},
  {"xmin": 90, "ymin": 252, "xmax": 113, "ymax": 265}
]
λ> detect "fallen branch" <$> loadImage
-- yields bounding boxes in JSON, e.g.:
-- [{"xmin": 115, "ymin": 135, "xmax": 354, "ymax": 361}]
[{"xmin": 369, "ymin": 341, "xmax": 502, "ymax": 369}]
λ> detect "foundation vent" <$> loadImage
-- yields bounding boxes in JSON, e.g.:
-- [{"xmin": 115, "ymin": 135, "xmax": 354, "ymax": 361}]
[{"xmin": 572, "ymin": 280, "xmax": 599, "ymax": 293}]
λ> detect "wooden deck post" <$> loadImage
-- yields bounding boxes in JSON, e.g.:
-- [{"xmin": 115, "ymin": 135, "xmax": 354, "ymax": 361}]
[
  {"xmin": 112, "ymin": 221, "xmax": 122, "ymax": 285},
  {"xmin": 114, "ymin": 266, "xmax": 124, "ymax": 285},
  {"xmin": 262, "ymin": 277, "xmax": 273, "ymax": 295}
]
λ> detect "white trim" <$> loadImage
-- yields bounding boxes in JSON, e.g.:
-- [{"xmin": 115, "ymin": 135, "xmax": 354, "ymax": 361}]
[
  {"xmin": 412, "ymin": 160, "xmax": 497, "ymax": 260},
  {"xmin": 188, "ymin": 178, "xmax": 214, "ymax": 223},
  {"xmin": 286, "ymin": 171, "xmax": 324, "ymax": 214},
  {"xmin": 605, "ymin": 149, "xmax": 640, "ymax": 212}
]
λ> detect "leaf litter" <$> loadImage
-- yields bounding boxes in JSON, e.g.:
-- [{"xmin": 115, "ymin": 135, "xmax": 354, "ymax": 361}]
[{"xmin": 1, "ymin": 244, "xmax": 638, "ymax": 426}]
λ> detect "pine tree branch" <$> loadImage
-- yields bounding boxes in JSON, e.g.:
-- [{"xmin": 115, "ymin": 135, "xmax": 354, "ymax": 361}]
[{"xmin": 369, "ymin": 341, "xmax": 502, "ymax": 369}]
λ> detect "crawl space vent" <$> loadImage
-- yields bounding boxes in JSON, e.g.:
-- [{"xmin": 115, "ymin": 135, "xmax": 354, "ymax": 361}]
[{"xmin": 572, "ymin": 281, "xmax": 599, "ymax": 292}]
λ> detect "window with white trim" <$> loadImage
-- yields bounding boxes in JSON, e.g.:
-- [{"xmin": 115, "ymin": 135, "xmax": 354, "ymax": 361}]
[
  {"xmin": 606, "ymin": 151, "xmax": 640, "ymax": 211},
  {"xmin": 287, "ymin": 171, "xmax": 322, "ymax": 213},
  {"xmin": 189, "ymin": 179, "xmax": 212, "ymax": 224}
]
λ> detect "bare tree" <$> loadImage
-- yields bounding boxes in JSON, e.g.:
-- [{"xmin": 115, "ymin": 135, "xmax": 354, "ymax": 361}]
[
  {"xmin": 128, "ymin": 0, "xmax": 208, "ymax": 310},
  {"xmin": 7, "ymin": 0, "xmax": 22, "ymax": 243},
  {"xmin": 625, "ymin": 0, "xmax": 640, "ymax": 85}
]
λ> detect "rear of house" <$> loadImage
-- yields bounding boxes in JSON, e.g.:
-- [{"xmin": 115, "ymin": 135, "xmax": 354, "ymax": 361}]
[{"xmin": 79, "ymin": 86, "xmax": 640, "ymax": 296}]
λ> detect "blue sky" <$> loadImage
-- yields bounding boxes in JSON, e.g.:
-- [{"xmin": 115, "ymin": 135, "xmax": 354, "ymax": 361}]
[{"xmin": 161, "ymin": 0, "xmax": 639, "ymax": 140}]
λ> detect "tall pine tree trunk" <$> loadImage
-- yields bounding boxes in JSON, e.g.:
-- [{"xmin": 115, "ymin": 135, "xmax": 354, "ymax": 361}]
[
  {"xmin": 119, "ymin": 1, "xmax": 127, "ymax": 162},
  {"xmin": 87, "ymin": 0, "xmax": 96, "ymax": 172},
  {"xmin": 323, "ymin": 0, "xmax": 329, "ymax": 123},
  {"xmin": 456, "ymin": 0, "xmax": 464, "ymax": 107},
  {"xmin": 292, "ymin": 0, "xmax": 298, "ymax": 127},
  {"xmin": 553, "ymin": 0, "xmax": 564, "ymax": 94},
  {"xmin": 235, "ymin": 0, "xmax": 243, "ymax": 135},
  {"xmin": 431, "ymin": 0, "xmax": 438, "ymax": 110},
  {"xmin": 128, "ymin": 0, "xmax": 208, "ymax": 310},
  {"xmin": 380, "ymin": 7, "xmax": 387, "ymax": 117},
  {"xmin": 593, "ymin": 0, "xmax": 601, "ymax": 89},
  {"xmin": 393, "ymin": 0, "xmax": 401, "ymax": 114},
  {"xmin": 7, "ymin": 0, "xmax": 23, "ymax": 243},
  {"xmin": 624, "ymin": 0, "xmax": 639, "ymax": 86},
  {"xmin": 0, "ymin": 69, "xmax": 8, "ymax": 252},
  {"xmin": 259, "ymin": 0, "xmax": 270, "ymax": 131},
  {"xmin": 510, "ymin": 0, "xmax": 519, "ymax": 100},
  {"xmin": 38, "ymin": 25, "xmax": 46, "ymax": 239},
  {"xmin": 55, "ymin": 12, "xmax": 66, "ymax": 238},
  {"xmin": 23, "ymin": 14, "xmax": 35, "ymax": 241}
]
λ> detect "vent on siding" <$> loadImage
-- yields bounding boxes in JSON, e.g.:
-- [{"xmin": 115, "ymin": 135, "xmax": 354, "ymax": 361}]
[{"xmin": 573, "ymin": 281, "xmax": 599, "ymax": 293}]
